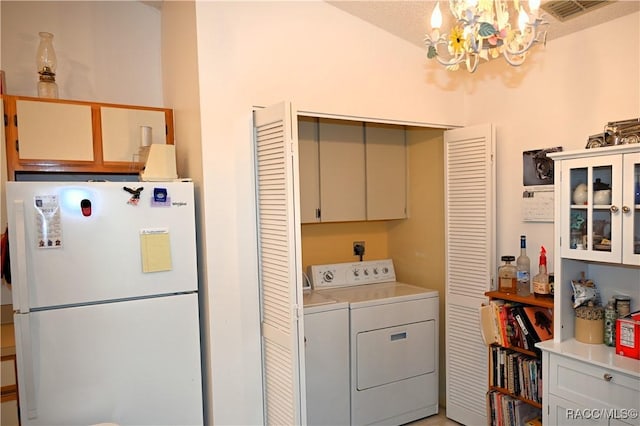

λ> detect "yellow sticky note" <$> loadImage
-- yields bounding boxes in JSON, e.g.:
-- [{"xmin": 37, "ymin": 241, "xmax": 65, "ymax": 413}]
[{"xmin": 140, "ymin": 229, "xmax": 172, "ymax": 273}]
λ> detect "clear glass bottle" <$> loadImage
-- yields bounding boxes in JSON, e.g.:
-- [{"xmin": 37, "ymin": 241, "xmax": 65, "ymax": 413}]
[
  {"xmin": 533, "ymin": 246, "xmax": 551, "ymax": 297},
  {"xmin": 516, "ymin": 235, "xmax": 531, "ymax": 296},
  {"xmin": 498, "ymin": 255, "xmax": 517, "ymax": 293},
  {"xmin": 36, "ymin": 31, "xmax": 59, "ymax": 98}
]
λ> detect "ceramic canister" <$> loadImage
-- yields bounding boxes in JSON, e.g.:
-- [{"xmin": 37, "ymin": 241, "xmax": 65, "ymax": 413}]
[{"xmin": 575, "ymin": 303, "xmax": 604, "ymax": 344}]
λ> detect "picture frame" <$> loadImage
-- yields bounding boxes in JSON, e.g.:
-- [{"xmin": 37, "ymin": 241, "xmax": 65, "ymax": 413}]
[{"xmin": 523, "ymin": 146, "xmax": 562, "ymax": 186}]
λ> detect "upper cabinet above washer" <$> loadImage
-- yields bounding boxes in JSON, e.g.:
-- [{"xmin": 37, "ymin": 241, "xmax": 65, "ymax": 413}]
[
  {"xmin": 3, "ymin": 95, "xmax": 173, "ymax": 179},
  {"xmin": 298, "ymin": 116, "xmax": 406, "ymax": 223},
  {"xmin": 365, "ymin": 122, "xmax": 407, "ymax": 221}
]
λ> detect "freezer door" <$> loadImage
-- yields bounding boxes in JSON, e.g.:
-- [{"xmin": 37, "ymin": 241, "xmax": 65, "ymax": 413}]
[
  {"xmin": 7, "ymin": 181, "xmax": 197, "ymax": 310},
  {"xmin": 14, "ymin": 293, "xmax": 203, "ymax": 426}
]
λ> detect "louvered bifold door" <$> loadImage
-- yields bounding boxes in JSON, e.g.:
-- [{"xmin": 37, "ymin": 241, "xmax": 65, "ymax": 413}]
[
  {"xmin": 253, "ymin": 102, "xmax": 306, "ymax": 425},
  {"xmin": 444, "ymin": 124, "xmax": 495, "ymax": 426}
]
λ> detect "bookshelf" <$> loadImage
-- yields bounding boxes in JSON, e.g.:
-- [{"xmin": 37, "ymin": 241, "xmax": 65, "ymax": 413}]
[{"xmin": 484, "ymin": 291, "xmax": 554, "ymax": 425}]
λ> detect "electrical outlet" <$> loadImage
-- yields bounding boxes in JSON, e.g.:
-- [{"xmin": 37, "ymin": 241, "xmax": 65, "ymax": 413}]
[{"xmin": 353, "ymin": 241, "xmax": 365, "ymax": 256}]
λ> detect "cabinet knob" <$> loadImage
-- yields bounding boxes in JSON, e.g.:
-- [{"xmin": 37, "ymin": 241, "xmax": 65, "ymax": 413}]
[
  {"xmin": 603, "ymin": 373, "xmax": 613, "ymax": 382},
  {"xmin": 622, "ymin": 205, "xmax": 631, "ymax": 213},
  {"xmin": 610, "ymin": 205, "xmax": 619, "ymax": 213}
]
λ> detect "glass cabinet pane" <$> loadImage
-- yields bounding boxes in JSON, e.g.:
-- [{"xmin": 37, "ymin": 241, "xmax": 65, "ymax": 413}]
[
  {"xmin": 592, "ymin": 165, "xmax": 613, "ymax": 251},
  {"xmin": 634, "ymin": 161, "xmax": 640, "ymax": 256},
  {"xmin": 569, "ymin": 167, "xmax": 588, "ymax": 250}
]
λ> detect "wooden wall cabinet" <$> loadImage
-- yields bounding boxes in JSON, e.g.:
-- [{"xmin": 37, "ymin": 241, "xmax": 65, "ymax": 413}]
[
  {"xmin": 2, "ymin": 95, "xmax": 173, "ymax": 179},
  {"xmin": 1, "ymin": 355, "xmax": 19, "ymax": 426},
  {"xmin": 297, "ymin": 116, "xmax": 406, "ymax": 223}
]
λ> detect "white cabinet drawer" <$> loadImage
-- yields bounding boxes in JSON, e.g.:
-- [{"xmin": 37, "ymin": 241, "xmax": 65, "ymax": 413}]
[
  {"xmin": 548, "ymin": 394, "xmax": 608, "ymax": 426},
  {"xmin": 549, "ymin": 354, "xmax": 639, "ymax": 411}
]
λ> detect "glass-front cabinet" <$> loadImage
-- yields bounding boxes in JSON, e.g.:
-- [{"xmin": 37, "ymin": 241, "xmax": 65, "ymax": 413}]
[{"xmin": 553, "ymin": 146, "xmax": 640, "ymax": 266}]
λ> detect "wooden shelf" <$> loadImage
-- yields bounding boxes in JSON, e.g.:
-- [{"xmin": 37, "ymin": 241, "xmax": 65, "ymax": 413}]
[
  {"xmin": 486, "ymin": 291, "xmax": 549, "ymax": 423},
  {"xmin": 489, "ymin": 386, "xmax": 542, "ymax": 409},
  {"xmin": 490, "ymin": 343, "xmax": 538, "ymax": 358},
  {"xmin": 485, "ymin": 291, "xmax": 554, "ymax": 309}
]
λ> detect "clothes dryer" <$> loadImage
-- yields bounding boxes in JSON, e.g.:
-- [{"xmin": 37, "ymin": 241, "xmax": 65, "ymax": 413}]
[{"xmin": 309, "ymin": 259, "xmax": 439, "ymax": 425}]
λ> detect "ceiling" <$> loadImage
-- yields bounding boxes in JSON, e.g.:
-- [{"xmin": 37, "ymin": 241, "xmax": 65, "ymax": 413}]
[{"xmin": 326, "ymin": 1, "xmax": 640, "ymax": 49}]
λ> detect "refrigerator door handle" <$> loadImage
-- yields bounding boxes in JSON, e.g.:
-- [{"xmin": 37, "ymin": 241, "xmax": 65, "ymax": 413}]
[
  {"xmin": 15, "ymin": 314, "xmax": 38, "ymax": 420},
  {"xmin": 13, "ymin": 200, "xmax": 31, "ymax": 313}
]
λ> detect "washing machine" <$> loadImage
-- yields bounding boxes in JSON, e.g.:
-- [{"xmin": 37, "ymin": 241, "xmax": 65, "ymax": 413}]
[
  {"xmin": 309, "ymin": 259, "xmax": 439, "ymax": 426},
  {"xmin": 303, "ymin": 290, "xmax": 350, "ymax": 425}
]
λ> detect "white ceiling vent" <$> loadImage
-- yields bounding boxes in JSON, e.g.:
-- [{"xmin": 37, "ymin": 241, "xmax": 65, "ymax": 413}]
[{"xmin": 542, "ymin": 0, "xmax": 610, "ymax": 22}]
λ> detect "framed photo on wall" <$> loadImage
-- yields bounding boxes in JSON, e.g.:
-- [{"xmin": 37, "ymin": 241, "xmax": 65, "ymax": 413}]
[{"xmin": 523, "ymin": 146, "xmax": 562, "ymax": 186}]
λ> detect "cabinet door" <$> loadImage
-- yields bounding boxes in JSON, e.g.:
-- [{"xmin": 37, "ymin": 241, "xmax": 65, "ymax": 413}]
[
  {"xmin": 298, "ymin": 117, "xmax": 320, "ymax": 223},
  {"xmin": 0, "ymin": 399, "xmax": 20, "ymax": 426},
  {"xmin": 547, "ymin": 394, "xmax": 608, "ymax": 426},
  {"xmin": 319, "ymin": 118, "xmax": 366, "ymax": 222},
  {"xmin": 100, "ymin": 107, "xmax": 167, "ymax": 163},
  {"xmin": 622, "ymin": 152, "xmax": 640, "ymax": 265},
  {"xmin": 560, "ymin": 155, "xmax": 623, "ymax": 262},
  {"xmin": 365, "ymin": 123, "xmax": 407, "ymax": 220},
  {"xmin": 16, "ymin": 100, "xmax": 93, "ymax": 161},
  {"xmin": 304, "ymin": 307, "xmax": 350, "ymax": 426}
]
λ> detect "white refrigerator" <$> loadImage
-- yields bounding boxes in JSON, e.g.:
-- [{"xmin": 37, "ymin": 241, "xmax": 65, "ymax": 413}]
[{"xmin": 6, "ymin": 181, "xmax": 203, "ymax": 425}]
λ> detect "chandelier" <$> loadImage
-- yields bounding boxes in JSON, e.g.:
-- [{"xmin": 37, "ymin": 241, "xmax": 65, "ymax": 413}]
[{"xmin": 424, "ymin": 0, "xmax": 548, "ymax": 72}]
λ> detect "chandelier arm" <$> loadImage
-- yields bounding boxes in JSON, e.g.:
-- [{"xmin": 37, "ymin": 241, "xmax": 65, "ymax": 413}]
[
  {"xmin": 465, "ymin": 54, "xmax": 480, "ymax": 73},
  {"xmin": 434, "ymin": 51, "xmax": 467, "ymax": 67},
  {"xmin": 425, "ymin": 38, "xmax": 469, "ymax": 67},
  {"xmin": 502, "ymin": 51, "xmax": 527, "ymax": 67},
  {"xmin": 504, "ymin": 21, "xmax": 547, "ymax": 56}
]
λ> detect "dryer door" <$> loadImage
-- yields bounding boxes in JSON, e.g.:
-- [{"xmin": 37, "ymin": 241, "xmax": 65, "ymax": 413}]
[{"xmin": 356, "ymin": 320, "xmax": 436, "ymax": 390}]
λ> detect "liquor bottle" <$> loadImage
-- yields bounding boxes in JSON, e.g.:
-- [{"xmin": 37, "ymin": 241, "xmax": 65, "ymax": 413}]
[
  {"xmin": 533, "ymin": 246, "xmax": 551, "ymax": 297},
  {"xmin": 516, "ymin": 235, "xmax": 531, "ymax": 296},
  {"xmin": 498, "ymin": 256, "xmax": 517, "ymax": 293}
]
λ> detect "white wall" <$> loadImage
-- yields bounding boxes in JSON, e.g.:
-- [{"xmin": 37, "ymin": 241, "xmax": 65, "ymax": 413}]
[
  {"xmin": 180, "ymin": 1, "xmax": 464, "ymax": 424},
  {"xmin": 0, "ymin": 1, "xmax": 163, "ymax": 105},
  {"xmin": 3, "ymin": 1, "xmax": 639, "ymax": 424},
  {"xmin": 462, "ymin": 12, "xmax": 640, "ymax": 275}
]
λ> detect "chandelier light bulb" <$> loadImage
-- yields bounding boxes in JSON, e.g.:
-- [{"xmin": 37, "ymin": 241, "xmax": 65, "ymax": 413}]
[
  {"xmin": 518, "ymin": 7, "xmax": 529, "ymax": 32},
  {"xmin": 431, "ymin": 2, "xmax": 443, "ymax": 29},
  {"xmin": 529, "ymin": 0, "xmax": 540, "ymax": 12},
  {"xmin": 467, "ymin": 0, "xmax": 479, "ymax": 8}
]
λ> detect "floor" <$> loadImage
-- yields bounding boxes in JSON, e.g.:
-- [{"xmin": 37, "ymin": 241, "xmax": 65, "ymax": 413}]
[{"xmin": 404, "ymin": 409, "xmax": 463, "ymax": 426}]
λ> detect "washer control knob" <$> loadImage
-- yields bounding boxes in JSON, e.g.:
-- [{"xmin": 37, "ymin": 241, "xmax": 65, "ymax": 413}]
[
  {"xmin": 373, "ymin": 268, "xmax": 378, "ymax": 275},
  {"xmin": 353, "ymin": 269, "xmax": 360, "ymax": 277},
  {"xmin": 382, "ymin": 267, "xmax": 389, "ymax": 274},
  {"xmin": 322, "ymin": 271, "xmax": 334, "ymax": 283},
  {"xmin": 363, "ymin": 269, "xmax": 369, "ymax": 276}
]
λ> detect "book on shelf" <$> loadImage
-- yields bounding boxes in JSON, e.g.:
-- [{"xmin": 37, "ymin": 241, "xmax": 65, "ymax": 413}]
[
  {"xmin": 480, "ymin": 298, "xmax": 552, "ymax": 351},
  {"xmin": 490, "ymin": 346, "xmax": 542, "ymax": 404},
  {"xmin": 523, "ymin": 306, "xmax": 554, "ymax": 341},
  {"xmin": 487, "ymin": 390, "xmax": 541, "ymax": 426},
  {"xmin": 512, "ymin": 306, "xmax": 539, "ymax": 350},
  {"xmin": 480, "ymin": 299, "xmax": 507, "ymax": 346}
]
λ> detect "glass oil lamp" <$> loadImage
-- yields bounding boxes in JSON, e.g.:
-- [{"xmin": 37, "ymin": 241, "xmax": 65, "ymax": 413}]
[{"xmin": 36, "ymin": 32, "xmax": 59, "ymax": 98}]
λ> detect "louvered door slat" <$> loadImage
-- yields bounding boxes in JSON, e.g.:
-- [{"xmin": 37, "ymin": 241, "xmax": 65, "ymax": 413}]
[
  {"xmin": 254, "ymin": 102, "xmax": 305, "ymax": 425},
  {"xmin": 445, "ymin": 124, "xmax": 495, "ymax": 426}
]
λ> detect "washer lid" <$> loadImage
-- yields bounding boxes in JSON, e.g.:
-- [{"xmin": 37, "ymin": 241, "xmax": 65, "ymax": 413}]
[
  {"xmin": 302, "ymin": 289, "xmax": 348, "ymax": 313},
  {"xmin": 320, "ymin": 282, "xmax": 438, "ymax": 308}
]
